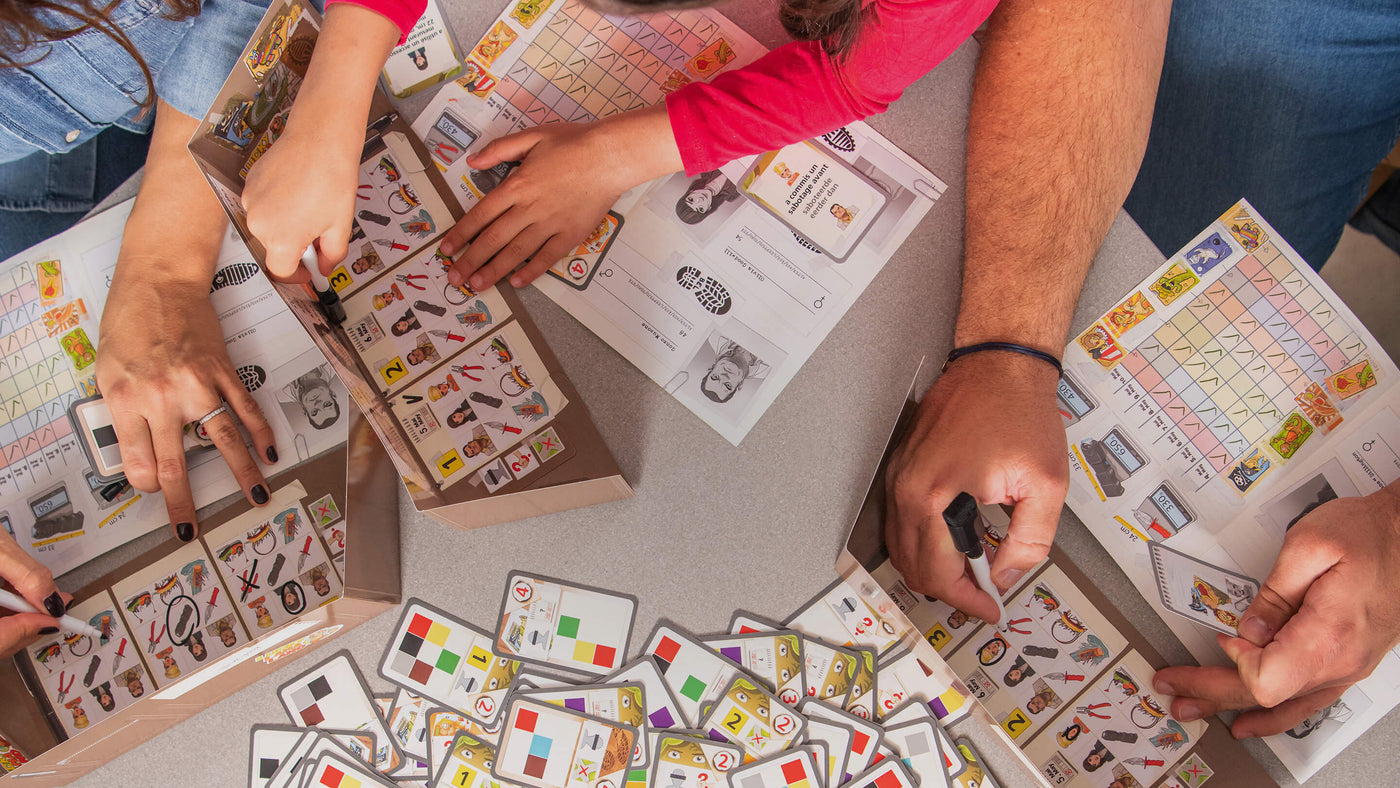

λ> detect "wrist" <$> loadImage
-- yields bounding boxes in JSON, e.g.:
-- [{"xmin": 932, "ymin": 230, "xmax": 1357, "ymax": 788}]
[
  {"xmin": 940, "ymin": 345, "xmax": 1062, "ymax": 389},
  {"xmin": 589, "ymin": 105, "xmax": 682, "ymax": 191}
]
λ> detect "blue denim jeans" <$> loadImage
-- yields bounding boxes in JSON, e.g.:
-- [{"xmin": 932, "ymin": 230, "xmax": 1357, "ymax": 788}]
[{"xmin": 1125, "ymin": 0, "xmax": 1400, "ymax": 270}]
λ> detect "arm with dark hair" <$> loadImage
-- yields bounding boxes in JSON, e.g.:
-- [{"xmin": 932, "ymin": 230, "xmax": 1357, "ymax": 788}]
[
  {"xmin": 437, "ymin": 0, "xmax": 996, "ymax": 290},
  {"xmin": 884, "ymin": 0, "xmax": 1171, "ymax": 619}
]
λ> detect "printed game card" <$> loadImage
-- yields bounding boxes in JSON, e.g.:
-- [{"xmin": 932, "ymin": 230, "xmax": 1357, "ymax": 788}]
[
  {"xmin": 846, "ymin": 647, "xmax": 877, "ymax": 720},
  {"xmin": 883, "ymin": 721, "xmax": 953, "ymax": 788},
  {"xmin": 644, "ymin": 625, "xmax": 742, "ymax": 726},
  {"xmin": 493, "ymin": 696, "xmax": 638, "ymax": 788},
  {"xmin": 882, "ymin": 701, "xmax": 964, "ymax": 781},
  {"xmin": 803, "ymin": 637, "xmax": 858, "ymax": 706},
  {"xmin": 700, "ymin": 674, "xmax": 807, "ymax": 761},
  {"xmin": 797, "ymin": 716, "xmax": 852, "ymax": 788},
  {"xmin": 26, "ymin": 593, "xmax": 151, "ymax": 736},
  {"xmin": 843, "ymin": 760, "xmax": 920, "ymax": 788},
  {"xmin": 306, "ymin": 751, "xmax": 398, "ymax": 788},
  {"xmin": 204, "ymin": 482, "xmax": 343, "ymax": 636},
  {"xmin": 786, "ymin": 579, "xmax": 902, "ymax": 656},
  {"xmin": 261, "ymin": 729, "xmax": 319, "ymax": 788},
  {"xmin": 1149, "ymin": 541, "xmax": 1259, "ymax": 635},
  {"xmin": 266, "ymin": 731, "xmax": 376, "ymax": 788},
  {"xmin": 649, "ymin": 732, "xmax": 741, "ymax": 788},
  {"xmin": 518, "ymin": 682, "xmax": 650, "ymax": 766},
  {"xmin": 496, "ymin": 572, "xmax": 637, "ymax": 675},
  {"xmin": 432, "ymin": 731, "xmax": 498, "ymax": 788},
  {"xmin": 728, "ymin": 611, "xmax": 781, "ymax": 635},
  {"xmin": 799, "ymin": 699, "xmax": 883, "ymax": 782},
  {"xmin": 388, "ymin": 690, "xmax": 433, "ymax": 765},
  {"xmin": 278, "ymin": 650, "xmax": 403, "ymax": 772},
  {"xmin": 725, "ymin": 747, "xmax": 822, "ymax": 788},
  {"xmin": 110, "ymin": 539, "xmax": 248, "ymax": 689},
  {"xmin": 702, "ymin": 630, "xmax": 805, "ymax": 706},
  {"xmin": 379, "ymin": 599, "xmax": 521, "ymax": 724},
  {"xmin": 606, "ymin": 657, "xmax": 688, "ymax": 733},
  {"xmin": 425, "ymin": 707, "xmax": 470, "ymax": 780},
  {"xmin": 737, "ymin": 141, "xmax": 887, "ymax": 262},
  {"xmin": 249, "ymin": 725, "xmax": 312, "ymax": 788}
]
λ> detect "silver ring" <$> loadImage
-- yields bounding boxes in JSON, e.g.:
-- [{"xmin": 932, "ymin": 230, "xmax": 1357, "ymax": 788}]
[{"xmin": 196, "ymin": 404, "xmax": 230, "ymax": 427}]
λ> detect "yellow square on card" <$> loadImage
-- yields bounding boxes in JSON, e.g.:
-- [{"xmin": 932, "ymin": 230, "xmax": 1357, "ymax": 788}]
[
  {"xmin": 428, "ymin": 621, "xmax": 450, "ymax": 646},
  {"xmin": 573, "ymin": 640, "xmax": 595, "ymax": 663}
]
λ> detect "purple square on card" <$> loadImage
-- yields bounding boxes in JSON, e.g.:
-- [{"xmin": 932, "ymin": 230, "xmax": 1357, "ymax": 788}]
[
  {"xmin": 719, "ymin": 646, "xmax": 742, "ymax": 664},
  {"xmin": 565, "ymin": 697, "xmax": 587, "ymax": 712},
  {"xmin": 649, "ymin": 708, "xmax": 675, "ymax": 728}
]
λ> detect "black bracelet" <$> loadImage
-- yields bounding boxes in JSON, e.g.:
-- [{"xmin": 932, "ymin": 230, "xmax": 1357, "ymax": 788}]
[{"xmin": 942, "ymin": 342, "xmax": 1063, "ymax": 375}]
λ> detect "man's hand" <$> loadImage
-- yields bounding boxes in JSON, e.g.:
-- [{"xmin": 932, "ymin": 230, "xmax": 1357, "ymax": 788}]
[
  {"xmin": 1154, "ymin": 483, "xmax": 1400, "ymax": 737},
  {"xmin": 885, "ymin": 352, "xmax": 1069, "ymax": 622},
  {"xmin": 438, "ymin": 103, "xmax": 683, "ymax": 291}
]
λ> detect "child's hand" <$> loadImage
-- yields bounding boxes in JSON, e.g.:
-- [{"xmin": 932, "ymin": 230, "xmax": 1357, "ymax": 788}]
[
  {"xmin": 242, "ymin": 124, "xmax": 358, "ymax": 281},
  {"xmin": 439, "ymin": 103, "xmax": 683, "ymax": 290}
]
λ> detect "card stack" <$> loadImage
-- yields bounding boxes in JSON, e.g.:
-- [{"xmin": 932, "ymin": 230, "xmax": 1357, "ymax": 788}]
[{"xmin": 247, "ymin": 572, "xmax": 1000, "ymax": 788}]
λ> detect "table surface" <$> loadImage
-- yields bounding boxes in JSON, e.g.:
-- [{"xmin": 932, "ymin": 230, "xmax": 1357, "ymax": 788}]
[{"xmin": 64, "ymin": 1, "xmax": 1396, "ymax": 786}]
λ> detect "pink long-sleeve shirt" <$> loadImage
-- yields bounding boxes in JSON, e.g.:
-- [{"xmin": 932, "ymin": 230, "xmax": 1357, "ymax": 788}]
[{"xmin": 665, "ymin": 0, "xmax": 998, "ymax": 175}]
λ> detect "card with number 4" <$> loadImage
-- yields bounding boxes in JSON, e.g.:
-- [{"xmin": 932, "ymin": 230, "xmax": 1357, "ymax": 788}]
[
  {"xmin": 496, "ymin": 572, "xmax": 637, "ymax": 676},
  {"xmin": 1149, "ymin": 541, "xmax": 1259, "ymax": 635},
  {"xmin": 379, "ymin": 599, "xmax": 521, "ymax": 725},
  {"xmin": 494, "ymin": 696, "xmax": 638, "ymax": 788},
  {"xmin": 700, "ymin": 675, "xmax": 806, "ymax": 761}
]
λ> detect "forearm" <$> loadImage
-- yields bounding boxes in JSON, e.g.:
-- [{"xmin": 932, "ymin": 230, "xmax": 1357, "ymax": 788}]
[
  {"xmin": 953, "ymin": 0, "xmax": 1172, "ymax": 354},
  {"xmin": 117, "ymin": 100, "xmax": 228, "ymax": 290},
  {"xmin": 279, "ymin": 3, "xmax": 400, "ymax": 173},
  {"xmin": 593, "ymin": 104, "xmax": 683, "ymax": 191}
]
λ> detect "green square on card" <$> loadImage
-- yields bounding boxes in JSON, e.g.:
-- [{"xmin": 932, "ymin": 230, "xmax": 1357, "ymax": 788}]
[
  {"xmin": 680, "ymin": 676, "xmax": 706, "ymax": 702},
  {"xmin": 436, "ymin": 649, "xmax": 461, "ymax": 674},
  {"xmin": 557, "ymin": 615, "xmax": 580, "ymax": 639}
]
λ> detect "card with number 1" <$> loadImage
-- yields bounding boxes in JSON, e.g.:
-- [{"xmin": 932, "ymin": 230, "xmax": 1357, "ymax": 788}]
[
  {"xmin": 496, "ymin": 572, "xmax": 637, "ymax": 676},
  {"xmin": 379, "ymin": 599, "xmax": 521, "ymax": 725}
]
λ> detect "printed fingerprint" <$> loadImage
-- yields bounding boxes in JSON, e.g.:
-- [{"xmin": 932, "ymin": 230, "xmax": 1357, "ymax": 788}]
[
  {"xmin": 209, "ymin": 261, "xmax": 260, "ymax": 293},
  {"xmin": 822, "ymin": 127, "xmax": 856, "ymax": 152},
  {"xmin": 238, "ymin": 365, "xmax": 266, "ymax": 393},
  {"xmin": 676, "ymin": 265, "xmax": 732, "ymax": 316}
]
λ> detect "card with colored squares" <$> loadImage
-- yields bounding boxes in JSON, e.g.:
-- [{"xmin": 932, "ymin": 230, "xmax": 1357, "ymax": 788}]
[
  {"xmin": 799, "ymin": 699, "xmax": 883, "ymax": 783},
  {"xmin": 516, "ymin": 682, "xmax": 650, "ymax": 766},
  {"xmin": 701, "ymin": 631, "xmax": 806, "ymax": 707},
  {"xmin": 725, "ymin": 747, "xmax": 822, "ymax": 788},
  {"xmin": 495, "ymin": 572, "xmax": 637, "ymax": 676},
  {"xmin": 493, "ymin": 696, "xmax": 638, "ymax": 788},
  {"xmin": 882, "ymin": 721, "xmax": 952, "ymax": 788},
  {"xmin": 278, "ymin": 650, "xmax": 403, "ymax": 773},
  {"xmin": 649, "ymin": 732, "xmax": 742, "ymax": 788},
  {"xmin": 379, "ymin": 599, "xmax": 522, "ymax": 725},
  {"xmin": 307, "ymin": 752, "xmax": 399, "ymax": 788},
  {"xmin": 644, "ymin": 624, "xmax": 741, "ymax": 726},
  {"xmin": 700, "ymin": 675, "xmax": 807, "ymax": 761},
  {"xmin": 605, "ymin": 657, "xmax": 688, "ymax": 734},
  {"xmin": 431, "ymin": 731, "xmax": 498, "ymax": 788},
  {"xmin": 801, "ymin": 717, "xmax": 853, "ymax": 788},
  {"xmin": 249, "ymin": 725, "xmax": 312, "ymax": 788},
  {"xmin": 842, "ymin": 760, "xmax": 919, "ymax": 788},
  {"xmin": 785, "ymin": 579, "xmax": 902, "ymax": 658}
]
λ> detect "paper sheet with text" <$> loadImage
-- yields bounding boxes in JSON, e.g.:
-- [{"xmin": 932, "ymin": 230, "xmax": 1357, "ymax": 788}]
[
  {"xmin": 414, "ymin": 0, "xmax": 945, "ymax": 443},
  {"xmin": 0, "ymin": 202, "xmax": 346, "ymax": 576},
  {"xmin": 1058, "ymin": 199, "xmax": 1400, "ymax": 782}
]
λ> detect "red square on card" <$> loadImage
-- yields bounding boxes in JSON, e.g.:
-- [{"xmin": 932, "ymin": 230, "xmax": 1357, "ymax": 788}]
[
  {"xmin": 517, "ymin": 708, "xmax": 538, "ymax": 732},
  {"xmin": 654, "ymin": 637, "xmax": 680, "ymax": 663},
  {"xmin": 408, "ymin": 613, "xmax": 432, "ymax": 638},
  {"xmin": 319, "ymin": 765, "xmax": 344, "ymax": 787},
  {"xmin": 593, "ymin": 645, "xmax": 616, "ymax": 667},
  {"xmin": 781, "ymin": 759, "xmax": 806, "ymax": 784},
  {"xmin": 873, "ymin": 768, "xmax": 903, "ymax": 788},
  {"xmin": 852, "ymin": 731, "xmax": 870, "ymax": 751}
]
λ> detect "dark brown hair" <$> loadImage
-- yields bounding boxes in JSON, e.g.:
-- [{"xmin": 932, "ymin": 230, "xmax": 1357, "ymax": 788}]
[
  {"xmin": 0, "ymin": 0, "xmax": 200, "ymax": 109},
  {"xmin": 584, "ymin": 0, "xmax": 864, "ymax": 58}
]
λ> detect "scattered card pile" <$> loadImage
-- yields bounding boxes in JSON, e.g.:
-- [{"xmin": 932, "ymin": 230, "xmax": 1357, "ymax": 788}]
[{"xmin": 248, "ymin": 573, "xmax": 1001, "ymax": 788}]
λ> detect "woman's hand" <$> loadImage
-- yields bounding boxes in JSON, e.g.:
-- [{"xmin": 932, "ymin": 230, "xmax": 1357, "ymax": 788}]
[
  {"xmin": 0, "ymin": 532, "xmax": 69, "ymax": 658},
  {"xmin": 97, "ymin": 267, "xmax": 276, "ymax": 541},
  {"xmin": 438, "ymin": 104, "xmax": 684, "ymax": 290}
]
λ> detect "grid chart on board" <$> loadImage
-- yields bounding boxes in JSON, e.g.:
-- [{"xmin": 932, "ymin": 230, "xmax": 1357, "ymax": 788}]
[
  {"xmin": 484, "ymin": 0, "xmax": 722, "ymax": 132},
  {"xmin": 1106, "ymin": 243, "xmax": 1367, "ymax": 491},
  {"xmin": 0, "ymin": 265, "xmax": 90, "ymax": 503}
]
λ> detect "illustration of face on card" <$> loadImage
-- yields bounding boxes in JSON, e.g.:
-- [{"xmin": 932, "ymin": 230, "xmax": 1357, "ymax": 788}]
[{"xmin": 1149, "ymin": 541, "xmax": 1259, "ymax": 635}]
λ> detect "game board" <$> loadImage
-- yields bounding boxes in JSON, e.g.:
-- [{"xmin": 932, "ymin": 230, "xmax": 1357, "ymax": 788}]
[
  {"xmin": 0, "ymin": 202, "xmax": 347, "ymax": 576},
  {"xmin": 190, "ymin": 0, "xmax": 627, "ymax": 515},
  {"xmin": 1058, "ymin": 200, "xmax": 1400, "ymax": 781},
  {"xmin": 415, "ymin": 0, "xmax": 947, "ymax": 444}
]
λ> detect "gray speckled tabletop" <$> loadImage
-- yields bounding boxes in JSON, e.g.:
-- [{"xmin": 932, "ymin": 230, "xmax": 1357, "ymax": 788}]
[{"xmin": 64, "ymin": 1, "xmax": 1395, "ymax": 785}]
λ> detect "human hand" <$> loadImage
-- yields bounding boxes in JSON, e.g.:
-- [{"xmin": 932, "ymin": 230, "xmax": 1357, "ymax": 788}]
[
  {"xmin": 885, "ymin": 352, "xmax": 1069, "ymax": 622},
  {"xmin": 0, "ymin": 532, "xmax": 70, "ymax": 658},
  {"xmin": 1153, "ymin": 483, "xmax": 1400, "ymax": 737},
  {"xmin": 97, "ymin": 268, "xmax": 277, "ymax": 541},
  {"xmin": 242, "ymin": 123, "xmax": 357, "ymax": 282}
]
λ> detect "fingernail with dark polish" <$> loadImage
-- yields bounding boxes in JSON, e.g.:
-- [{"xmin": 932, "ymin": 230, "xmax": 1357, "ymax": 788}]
[
  {"xmin": 43, "ymin": 592, "xmax": 64, "ymax": 618},
  {"xmin": 176, "ymin": 522, "xmax": 195, "ymax": 542},
  {"xmin": 252, "ymin": 485, "xmax": 269, "ymax": 505},
  {"xmin": 266, "ymin": 446, "xmax": 279, "ymax": 463},
  {"xmin": 39, "ymin": 627, "xmax": 58, "ymax": 635}
]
